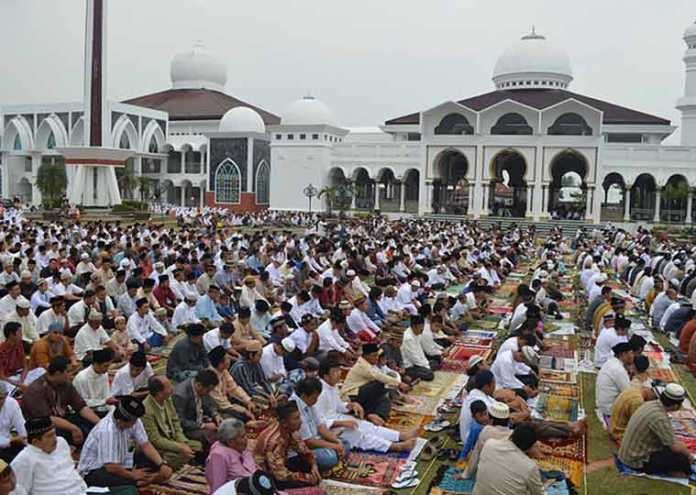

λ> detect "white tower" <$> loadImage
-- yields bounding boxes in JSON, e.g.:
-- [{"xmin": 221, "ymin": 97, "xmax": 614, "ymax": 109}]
[{"xmin": 676, "ymin": 20, "xmax": 696, "ymax": 146}]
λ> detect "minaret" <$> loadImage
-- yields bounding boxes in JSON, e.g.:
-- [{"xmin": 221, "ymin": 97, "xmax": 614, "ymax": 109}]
[
  {"xmin": 60, "ymin": 0, "xmax": 130, "ymax": 207},
  {"xmin": 676, "ymin": 20, "xmax": 696, "ymax": 146}
]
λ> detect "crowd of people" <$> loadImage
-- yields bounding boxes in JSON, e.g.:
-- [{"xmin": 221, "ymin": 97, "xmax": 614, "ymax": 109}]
[{"xmin": 0, "ymin": 204, "xmax": 692, "ymax": 495}]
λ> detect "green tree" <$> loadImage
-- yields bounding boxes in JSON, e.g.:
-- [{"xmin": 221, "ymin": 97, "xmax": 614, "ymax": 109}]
[
  {"xmin": 136, "ymin": 176, "xmax": 155, "ymax": 210},
  {"xmin": 116, "ymin": 161, "xmax": 137, "ymax": 200},
  {"xmin": 36, "ymin": 162, "xmax": 67, "ymax": 208}
]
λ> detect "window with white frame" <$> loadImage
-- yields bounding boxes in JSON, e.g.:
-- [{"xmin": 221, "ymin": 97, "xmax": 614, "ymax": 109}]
[
  {"xmin": 215, "ymin": 160, "xmax": 241, "ymax": 203},
  {"xmin": 256, "ymin": 161, "xmax": 270, "ymax": 204}
]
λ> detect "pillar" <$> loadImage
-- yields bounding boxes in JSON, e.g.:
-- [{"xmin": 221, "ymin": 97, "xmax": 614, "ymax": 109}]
[
  {"xmin": 541, "ymin": 184, "xmax": 548, "ymax": 216},
  {"xmin": 654, "ymin": 188, "xmax": 662, "ymax": 222},
  {"xmin": 350, "ymin": 192, "xmax": 356, "ymax": 210},
  {"xmin": 623, "ymin": 186, "xmax": 631, "ymax": 222},
  {"xmin": 687, "ymin": 191, "xmax": 693, "ymax": 224},
  {"xmin": 31, "ymin": 154, "xmax": 42, "ymax": 206},
  {"xmin": 525, "ymin": 187, "xmax": 533, "ymax": 217},
  {"xmin": 481, "ymin": 184, "xmax": 488, "ymax": 214},
  {"xmin": 181, "ymin": 149, "xmax": 187, "ymax": 174},
  {"xmin": 374, "ymin": 183, "xmax": 380, "ymax": 210},
  {"xmin": 585, "ymin": 186, "xmax": 593, "ymax": 221},
  {"xmin": 399, "ymin": 181, "xmax": 406, "ymax": 211},
  {"xmin": 469, "ymin": 182, "xmax": 474, "ymax": 215},
  {"xmin": 180, "ymin": 186, "xmax": 185, "ymax": 207}
]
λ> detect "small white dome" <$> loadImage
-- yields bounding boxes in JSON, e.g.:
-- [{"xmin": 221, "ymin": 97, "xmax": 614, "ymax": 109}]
[
  {"xmin": 219, "ymin": 107, "xmax": 265, "ymax": 134},
  {"xmin": 171, "ymin": 41, "xmax": 227, "ymax": 91},
  {"xmin": 282, "ymin": 96, "xmax": 336, "ymax": 126},
  {"xmin": 492, "ymin": 29, "xmax": 573, "ymax": 90}
]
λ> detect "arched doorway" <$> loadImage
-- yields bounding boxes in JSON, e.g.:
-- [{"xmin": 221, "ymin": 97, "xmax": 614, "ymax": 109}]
[
  {"xmin": 489, "ymin": 150, "xmax": 527, "ymax": 217},
  {"xmin": 327, "ymin": 168, "xmax": 351, "ymax": 211},
  {"xmin": 403, "ymin": 169, "xmax": 420, "ymax": 213},
  {"xmin": 161, "ymin": 180, "xmax": 176, "ymax": 205},
  {"xmin": 17, "ymin": 178, "xmax": 32, "ymax": 205},
  {"xmin": 353, "ymin": 168, "xmax": 374, "ymax": 210},
  {"xmin": 661, "ymin": 175, "xmax": 688, "ymax": 223},
  {"xmin": 377, "ymin": 169, "xmax": 400, "ymax": 212},
  {"xmin": 630, "ymin": 174, "xmax": 656, "ymax": 221},
  {"xmin": 548, "ymin": 151, "xmax": 588, "ymax": 220},
  {"xmin": 432, "ymin": 150, "xmax": 469, "ymax": 214},
  {"xmin": 600, "ymin": 173, "xmax": 625, "ymax": 221}
]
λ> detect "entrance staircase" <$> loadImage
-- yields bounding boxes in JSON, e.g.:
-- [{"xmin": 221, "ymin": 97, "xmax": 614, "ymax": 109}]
[{"xmin": 422, "ymin": 214, "xmax": 606, "ymax": 237}]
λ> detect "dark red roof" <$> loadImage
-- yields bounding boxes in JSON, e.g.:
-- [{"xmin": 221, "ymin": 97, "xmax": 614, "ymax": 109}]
[
  {"xmin": 385, "ymin": 89, "xmax": 670, "ymax": 126},
  {"xmin": 122, "ymin": 88, "xmax": 280, "ymax": 124}
]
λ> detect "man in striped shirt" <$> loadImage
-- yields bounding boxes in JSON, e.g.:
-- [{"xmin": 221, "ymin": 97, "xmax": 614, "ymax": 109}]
[{"xmin": 618, "ymin": 383, "xmax": 693, "ymax": 477}]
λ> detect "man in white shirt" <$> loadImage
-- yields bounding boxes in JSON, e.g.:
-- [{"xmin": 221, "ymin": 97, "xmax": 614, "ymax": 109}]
[
  {"xmin": 127, "ymin": 298, "xmax": 168, "ymax": 351},
  {"xmin": 110, "ymin": 352, "xmax": 154, "ymax": 399},
  {"xmin": 659, "ymin": 300, "xmax": 681, "ymax": 332},
  {"xmin": 317, "ymin": 310, "xmax": 353, "ymax": 358},
  {"xmin": 400, "ymin": 315, "xmax": 434, "ymax": 382},
  {"xmin": 172, "ymin": 294, "xmax": 201, "ymax": 330},
  {"xmin": 459, "ymin": 369, "xmax": 497, "ymax": 445},
  {"xmin": 289, "ymin": 314, "xmax": 320, "ymax": 357},
  {"xmin": 314, "ymin": 359, "xmax": 417, "ymax": 453},
  {"xmin": 11, "ymin": 417, "xmax": 88, "ymax": 495},
  {"xmin": 638, "ymin": 267, "xmax": 655, "ymax": 300},
  {"xmin": 1, "ymin": 299, "xmax": 39, "ymax": 345},
  {"xmin": 594, "ymin": 314, "xmax": 630, "ymax": 368},
  {"xmin": 491, "ymin": 346, "xmax": 539, "ymax": 400},
  {"xmin": 396, "ymin": 280, "xmax": 419, "ymax": 315},
  {"xmin": 203, "ymin": 323, "xmax": 238, "ymax": 359},
  {"xmin": 29, "ymin": 278, "xmax": 52, "ymax": 315},
  {"xmin": 0, "ymin": 387, "xmax": 25, "ymax": 462},
  {"xmin": 66, "ymin": 289, "xmax": 96, "ymax": 329},
  {"xmin": 346, "ymin": 297, "xmax": 380, "ymax": 342},
  {"xmin": 36, "ymin": 296, "xmax": 67, "ymax": 336},
  {"xmin": 73, "ymin": 348, "xmax": 116, "ymax": 413},
  {"xmin": 596, "ymin": 342, "xmax": 633, "ymax": 417},
  {"xmin": 73, "ymin": 310, "xmax": 116, "ymax": 362},
  {"xmin": 0, "ymin": 282, "xmax": 23, "ymax": 318},
  {"xmin": 259, "ymin": 338, "xmax": 295, "ymax": 384}
]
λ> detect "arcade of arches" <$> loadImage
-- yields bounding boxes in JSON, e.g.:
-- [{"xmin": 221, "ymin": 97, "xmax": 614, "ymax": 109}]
[{"xmin": 327, "ymin": 167, "xmax": 419, "ymax": 213}]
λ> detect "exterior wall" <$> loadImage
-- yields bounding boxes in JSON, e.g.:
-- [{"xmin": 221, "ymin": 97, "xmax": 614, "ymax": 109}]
[{"xmin": 204, "ymin": 191, "xmax": 266, "ymax": 212}]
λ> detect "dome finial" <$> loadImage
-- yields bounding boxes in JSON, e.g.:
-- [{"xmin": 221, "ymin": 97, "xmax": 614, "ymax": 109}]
[{"xmin": 522, "ymin": 26, "xmax": 545, "ymax": 41}]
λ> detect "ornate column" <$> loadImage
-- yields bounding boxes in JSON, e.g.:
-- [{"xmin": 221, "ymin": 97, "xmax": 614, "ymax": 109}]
[
  {"xmin": 585, "ymin": 186, "xmax": 594, "ymax": 221},
  {"xmin": 181, "ymin": 150, "xmax": 186, "ymax": 174},
  {"xmin": 469, "ymin": 182, "xmax": 474, "ymax": 216},
  {"xmin": 525, "ymin": 187, "xmax": 533, "ymax": 217},
  {"xmin": 374, "ymin": 182, "xmax": 380, "ymax": 210},
  {"xmin": 481, "ymin": 184, "xmax": 488, "ymax": 215},
  {"xmin": 623, "ymin": 186, "xmax": 631, "ymax": 222},
  {"xmin": 654, "ymin": 188, "xmax": 662, "ymax": 222},
  {"xmin": 687, "ymin": 190, "xmax": 693, "ymax": 224},
  {"xmin": 180, "ymin": 185, "xmax": 185, "ymax": 207},
  {"xmin": 541, "ymin": 184, "xmax": 548, "ymax": 217}
]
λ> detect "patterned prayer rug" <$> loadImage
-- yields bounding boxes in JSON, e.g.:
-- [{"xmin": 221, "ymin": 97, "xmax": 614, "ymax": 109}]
[
  {"xmin": 460, "ymin": 330, "xmax": 497, "ymax": 339},
  {"xmin": 535, "ymin": 394, "xmax": 579, "ymax": 422},
  {"xmin": 671, "ymin": 410, "xmax": 696, "ymax": 438},
  {"xmin": 434, "ymin": 466, "xmax": 476, "ymax": 494},
  {"xmin": 454, "ymin": 335, "xmax": 494, "ymax": 348},
  {"xmin": 488, "ymin": 306, "xmax": 512, "ymax": 315},
  {"xmin": 539, "ymin": 369, "xmax": 577, "ymax": 384},
  {"xmin": 147, "ymin": 465, "xmax": 208, "ymax": 495},
  {"xmin": 535, "ymin": 457, "xmax": 584, "ymax": 487},
  {"xmin": 322, "ymin": 481, "xmax": 383, "ymax": 494},
  {"xmin": 648, "ymin": 367, "xmax": 678, "ymax": 382},
  {"xmin": 538, "ymin": 382, "xmax": 579, "ymax": 398},
  {"xmin": 285, "ymin": 488, "xmax": 327, "ymax": 495},
  {"xmin": 327, "ymin": 452, "xmax": 406, "ymax": 488},
  {"xmin": 394, "ymin": 372, "xmax": 467, "ymax": 415},
  {"xmin": 384, "ymin": 410, "xmax": 430, "ymax": 434},
  {"xmin": 677, "ymin": 435, "xmax": 696, "ymax": 455},
  {"xmin": 475, "ymin": 320, "xmax": 499, "ymax": 330},
  {"xmin": 537, "ymin": 436, "xmax": 586, "ymax": 462}
]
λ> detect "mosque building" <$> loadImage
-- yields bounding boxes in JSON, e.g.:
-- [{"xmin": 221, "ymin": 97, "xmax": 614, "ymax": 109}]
[{"xmin": 2, "ymin": 15, "xmax": 696, "ymax": 224}]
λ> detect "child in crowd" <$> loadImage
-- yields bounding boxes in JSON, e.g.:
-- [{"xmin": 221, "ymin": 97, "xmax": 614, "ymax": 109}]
[{"xmin": 459, "ymin": 400, "xmax": 490, "ymax": 459}]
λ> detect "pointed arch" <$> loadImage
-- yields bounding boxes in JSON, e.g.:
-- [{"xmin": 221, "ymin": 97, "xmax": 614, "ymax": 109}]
[
  {"xmin": 215, "ymin": 159, "xmax": 241, "ymax": 204},
  {"xmin": 142, "ymin": 120, "xmax": 165, "ymax": 154},
  {"xmin": 255, "ymin": 160, "xmax": 270, "ymax": 204},
  {"xmin": 70, "ymin": 118, "xmax": 85, "ymax": 146},
  {"xmin": 3, "ymin": 116, "xmax": 34, "ymax": 152},
  {"xmin": 111, "ymin": 115, "xmax": 139, "ymax": 151},
  {"xmin": 36, "ymin": 115, "xmax": 68, "ymax": 151}
]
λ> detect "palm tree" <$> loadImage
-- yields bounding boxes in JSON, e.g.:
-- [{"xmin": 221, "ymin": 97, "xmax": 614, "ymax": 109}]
[
  {"xmin": 36, "ymin": 162, "xmax": 67, "ymax": 209},
  {"xmin": 116, "ymin": 161, "xmax": 136, "ymax": 199},
  {"xmin": 318, "ymin": 186, "xmax": 337, "ymax": 215},
  {"xmin": 136, "ymin": 176, "xmax": 154, "ymax": 210}
]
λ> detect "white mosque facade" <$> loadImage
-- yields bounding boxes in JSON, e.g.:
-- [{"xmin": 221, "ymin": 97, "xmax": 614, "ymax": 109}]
[{"xmin": 2, "ymin": 20, "xmax": 696, "ymax": 224}]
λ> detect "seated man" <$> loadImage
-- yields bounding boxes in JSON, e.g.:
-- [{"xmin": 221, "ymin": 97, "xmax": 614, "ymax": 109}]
[
  {"xmin": 346, "ymin": 296, "xmax": 381, "ymax": 342},
  {"xmin": 73, "ymin": 310, "xmax": 117, "ymax": 363},
  {"xmin": 166, "ymin": 323, "xmax": 209, "ymax": 382},
  {"xmin": 72, "ymin": 348, "xmax": 117, "ymax": 414},
  {"xmin": 231, "ymin": 308, "xmax": 266, "ymax": 350},
  {"xmin": 0, "ymin": 322, "xmax": 28, "ymax": 392},
  {"xmin": 259, "ymin": 338, "xmax": 296, "ymax": 395},
  {"xmin": 594, "ymin": 314, "xmax": 630, "ymax": 369},
  {"xmin": 78, "ymin": 396, "xmax": 173, "ymax": 488},
  {"xmin": 11, "ymin": 417, "xmax": 101, "ymax": 495},
  {"xmin": 3, "ymin": 298, "xmax": 39, "ymax": 348},
  {"xmin": 142, "ymin": 376, "xmax": 200, "ymax": 470},
  {"xmin": 205, "ymin": 418, "xmax": 260, "ymax": 493},
  {"xmin": 618, "ymin": 383, "xmax": 694, "ymax": 478},
  {"xmin": 400, "ymin": 314, "xmax": 435, "ymax": 382},
  {"xmin": 127, "ymin": 298, "xmax": 168, "ymax": 351},
  {"xmin": 462, "ymin": 402, "xmax": 513, "ymax": 479},
  {"xmin": 291, "ymin": 377, "xmax": 349, "ymax": 473},
  {"xmin": 341, "ymin": 343, "xmax": 409, "ymax": 426},
  {"xmin": 254, "ymin": 402, "xmax": 321, "ymax": 489},
  {"xmin": 172, "ymin": 369, "xmax": 222, "ymax": 451},
  {"xmin": 473, "ymin": 423, "xmax": 544, "ymax": 495},
  {"xmin": 315, "ymin": 358, "xmax": 417, "ymax": 453},
  {"xmin": 111, "ymin": 351, "xmax": 154, "ymax": 399},
  {"xmin": 230, "ymin": 341, "xmax": 274, "ymax": 399},
  {"xmin": 172, "ymin": 294, "xmax": 201, "ymax": 330},
  {"xmin": 203, "ymin": 323, "xmax": 240, "ymax": 360},
  {"xmin": 490, "ymin": 345, "xmax": 539, "ymax": 400},
  {"xmin": 29, "ymin": 321, "xmax": 78, "ymax": 370},
  {"xmin": 0, "ymin": 386, "xmax": 26, "ymax": 463},
  {"xmin": 610, "ymin": 384, "xmax": 657, "ymax": 442},
  {"xmin": 22, "ymin": 356, "xmax": 100, "ymax": 446},
  {"xmin": 596, "ymin": 342, "xmax": 633, "ymax": 418},
  {"xmin": 208, "ymin": 347, "xmax": 256, "ymax": 421}
]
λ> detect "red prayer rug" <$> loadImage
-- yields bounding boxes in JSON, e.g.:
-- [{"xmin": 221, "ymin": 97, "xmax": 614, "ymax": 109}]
[{"xmin": 327, "ymin": 452, "xmax": 406, "ymax": 488}]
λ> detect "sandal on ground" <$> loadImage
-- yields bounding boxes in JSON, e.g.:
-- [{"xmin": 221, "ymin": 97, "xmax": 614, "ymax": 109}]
[
  {"xmin": 419, "ymin": 443, "xmax": 437, "ymax": 461},
  {"xmin": 391, "ymin": 477, "xmax": 419, "ymax": 489}
]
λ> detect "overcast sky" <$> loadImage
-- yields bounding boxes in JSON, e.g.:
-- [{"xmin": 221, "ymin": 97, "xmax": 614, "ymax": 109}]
[{"xmin": 1, "ymin": 0, "xmax": 694, "ymax": 141}]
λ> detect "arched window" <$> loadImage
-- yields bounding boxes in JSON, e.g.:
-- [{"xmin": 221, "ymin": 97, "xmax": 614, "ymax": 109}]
[
  {"xmin": 47, "ymin": 132, "xmax": 56, "ymax": 150},
  {"xmin": 148, "ymin": 136, "xmax": 158, "ymax": 153},
  {"xmin": 548, "ymin": 113, "xmax": 593, "ymax": 136},
  {"xmin": 215, "ymin": 160, "xmax": 241, "ymax": 204},
  {"xmin": 119, "ymin": 132, "xmax": 130, "ymax": 150},
  {"xmin": 256, "ymin": 161, "xmax": 270, "ymax": 204},
  {"xmin": 13, "ymin": 134, "xmax": 22, "ymax": 151},
  {"xmin": 434, "ymin": 113, "xmax": 474, "ymax": 135},
  {"xmin": 491, "ymin": 113, "xmax": 533, "ymax": 135}
]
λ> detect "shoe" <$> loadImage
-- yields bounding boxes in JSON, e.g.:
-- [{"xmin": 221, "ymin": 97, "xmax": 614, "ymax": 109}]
[
  {"xmin": 400, "ymin": 461, "xmax": 417, "ymax": 472},
  {"xmin": 419, "ymin": 444, "xmax": 437, "ymax": 461},
  {"xmin": 391, "ymin": 477, "xmax": 419, "ymax": 489},
  {"xmin": 394, "ymin": 470, "xmax": 418, "ymax": 483}
]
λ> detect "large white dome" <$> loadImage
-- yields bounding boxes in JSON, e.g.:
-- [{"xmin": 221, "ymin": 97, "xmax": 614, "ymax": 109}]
[
  {"xmin": 492, "ymin": 29, "xmax": 573, "ymax": 90},
  {"xmin": 282, "ymin": 96, "xmax": 336, "ymax": 126},
  {"xmin": 219, "ymin": 107, "xmax": 265, "ymax": 134},
  {"xmin": 171, "ymin": 41, "xmax": 227, "ymax": 91},
  {"xmin": 685, "ymin": 21, "xmax": 696, "ymax": 40}
]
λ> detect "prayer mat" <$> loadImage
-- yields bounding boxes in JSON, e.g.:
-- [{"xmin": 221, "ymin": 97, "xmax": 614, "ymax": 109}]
[
  {"xmin": 327, "ymin": 452, "xmax": 406, "ymax": 488},
  {"xmin": 461, "ymin": 330, "xmax": 497, "ymax": 339},
  {"xmin": 648, "ymin": 367, "xmax": 678, "ymax": 382},
  {"xmin": 395, "ymin": 372, "xmax": 467, "ymax": 415},
  {"xmin": 475, "ymin": 320, "xmax": 499, "ymax": 330},
  {"xmin": 285, "ymin": 488, "xmax": 327, "ymax": 495},
  {"xmin": 435, "ymin": 466, "xmax": 476, "ymax": 494},
  {"xmin": 488, "ymin": 306, "xmax": 512, "ymax": 315},
  {"xmin": 671, "ymin": 410, "xmax": 696, "ymax": 438},
  {"xmin": 537, "ymin": 436, "xmax": 585, "ymax": 462},
  {"xmin": 455, "ymin": 336, "xmax": 493, "ymax": 348},
  {"xmin": 677, "ymin": 435, "xmax": 696, "ymax": 455},
  {"xmin": 538, "ymin": 382, "xmax": 579, "ymax": 398},
  {"xmin": 535, "ymin": 394, "xmax": 579, "ymax": 422},
  {"xmin": 539, "ymin": 369, "xmax": 577, "ymax": 384},
  {"xmin": 447, "ymin": 344, "xmax": 491, "ymax": 361},
  {"xmin": 322, "ymin": 481, "xmax": 383, "ymax": 494},
  {"xmin": 644, "ymin": 350, "xmax": 669, "ymax": 368},
  {"xmin": 384, "ymin": 410, "xmax": 430, "ymax": 434},
  {"xmin": 147, "ymin": 465, "xmax": 208, "ymax": 495},
  {"xmin": 446, "ymin": 284, "xmax": 467, "ymax": 295},
  {"xmin": 535, "ymin": 457, "xmax": 584, "ymax": 487}
]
